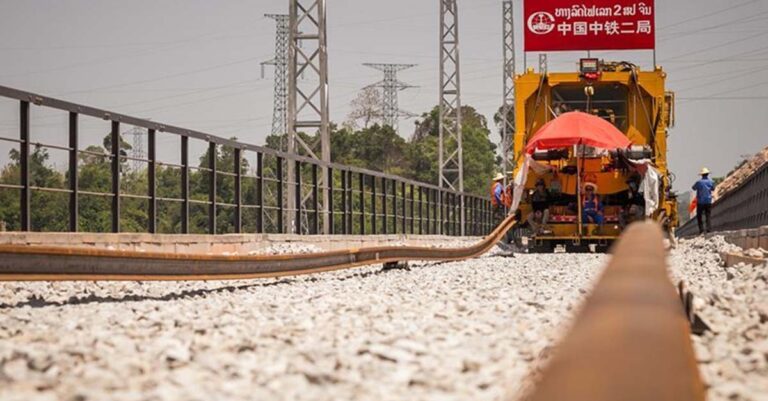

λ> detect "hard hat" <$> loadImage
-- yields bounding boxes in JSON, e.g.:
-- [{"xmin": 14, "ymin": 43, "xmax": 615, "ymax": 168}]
[
  {"xmin": 584, "ymin": 182, "xmax": 598, "ymax": 191},
  {"xmin": 493, "ymin": 173, "xmax": 504, "ymax": 181},
  {"xmin": 700, "ymin": 167, "xmax": 710, "ymax": 175}
]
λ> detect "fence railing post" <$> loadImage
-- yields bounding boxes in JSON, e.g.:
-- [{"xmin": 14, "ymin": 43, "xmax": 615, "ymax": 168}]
[
  {"xmin": 256, "ymin": 152, "xmax": 264, "ymax": 233},
  {"xmin": 147, "ymin": 129, "xmax": 156, "ymax": 234},
  {"xmin": 327, "ymin": 165, "xmax": 333, "ymax": 235},
  {"xmin": 341, "ymin": 169, "xmax": 347, "ymax": 235},
  {"xmin": 276, "ymin": 156, "xmax": 284, "ymax": 234},
  {"xmin": 409, "ymin": 183, "xmax": 415, "ymax": 235},
  {"xmin": 294, "ymin": 160, "xmax": 301, "ymax": 235},
  {"xmin": 381, "ymin": 178, "xmax": 388, "ymax": 234},
  {"xmin": 371, "ymin": 176, "xmax": 377, "ymax": 234},
  {"xmin": 234, "ymin": 147, "xmax": 242, "ymax": 234},
  {"xmin": 312, "ymin": 163, "xmax": 319, "ymax": 235},
  {"xmin": 111, "ymin": 121, "xmax": 120, "ymax": 233},
  {"xmin": 359, "ymin": 173, "xmax": 365, "ymax": 234},
  {"xmin": 208, "ymin": 142, "xmax": 217, "ymax": 235},
  {"xmin": 181, "ymin": 136, "xmax": 189, "ymax": 234},
  {"xmin": 69, "ymin": 112, "xmax": 79, "ymax": 233}
]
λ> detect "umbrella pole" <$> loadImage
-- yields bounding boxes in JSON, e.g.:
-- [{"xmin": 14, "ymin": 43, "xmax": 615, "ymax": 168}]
[{"xmin": 576, "ymin": 141, "xmax": 583, "ymax": 238}]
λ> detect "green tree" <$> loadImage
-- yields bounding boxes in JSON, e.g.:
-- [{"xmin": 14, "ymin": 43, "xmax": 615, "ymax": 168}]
[
  {"xmin": 0, "ymin": 145, "xmax": 69, "ymax": 231},
  {"xmin": 408, "ymin": 105, "xmax": 497, "ymax": 194}
]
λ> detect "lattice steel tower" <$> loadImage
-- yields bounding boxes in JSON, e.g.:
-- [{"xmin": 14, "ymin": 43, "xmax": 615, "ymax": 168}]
[
  {"xmin": 262, "ymin": 14, "xmax": 290, "ymax": 138},
  {"xmin": 124, "ymin": 127, "xmax": 145, "ymax": 173},
  {"xmin": 439, "ymin": 0, "xmax": 464, "ymax": 234},
  {"xmin": 363, "ymin": 63, "xmax": 417, "ymax": 132},
  {"xmin": 288, "ymin": 0, "xmax": 330, "ymax": 235},
  {"xmin": 501, "ymin": 0, "xmax": 516, "ymax": 183}
]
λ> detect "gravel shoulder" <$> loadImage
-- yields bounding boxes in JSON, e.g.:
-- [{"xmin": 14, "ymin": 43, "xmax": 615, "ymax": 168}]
[
  {"xmin": 0, "ymin": 251, "xmax": 605, "ymax": 401},
  {"xmin": 670, "ymin": 237, "xmax": 768, "ymax": 401}
]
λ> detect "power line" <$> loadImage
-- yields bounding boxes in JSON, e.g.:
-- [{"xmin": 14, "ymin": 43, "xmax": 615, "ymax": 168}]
[
  {"xmin": 678, "ymin": 96, "xmax": 768, "ymax": 101},
  {"xmin": 63, "ymin": 55, "xmax": 269, "ymax": 95},
  {"xmin": 659, "ymin": 0, "xmax": 758, "ymax": 31}
]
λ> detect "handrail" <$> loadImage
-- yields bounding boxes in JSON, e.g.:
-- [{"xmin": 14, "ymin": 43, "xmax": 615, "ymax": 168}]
[
  {"xmin": 0, "ymin": 84, "xmax": 493, "ymax": 236},
  {"xmin": 0, "ymin": 84, "xmax": 467, "ymax": 195}
]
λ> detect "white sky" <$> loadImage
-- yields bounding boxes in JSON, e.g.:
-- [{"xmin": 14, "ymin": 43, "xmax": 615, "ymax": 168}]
[{"xmin": 0, "ymin": 0, "xmax": 767, "ymax": 190}]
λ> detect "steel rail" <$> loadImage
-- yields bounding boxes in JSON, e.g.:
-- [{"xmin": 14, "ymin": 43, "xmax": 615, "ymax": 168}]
[
  {"xmin": 520, "ymin": 222, "xmax": 705, "ymax": 401},
  {"xmin": 0, "ymin": 215, "xmax": 518, "ymax": 282}
]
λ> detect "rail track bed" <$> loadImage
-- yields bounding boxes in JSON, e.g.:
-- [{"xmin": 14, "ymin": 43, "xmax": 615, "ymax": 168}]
[
  {"xmin": 0, "ymin": 226, "xmax": 765, "ymax": 401},
  {"xmin": 0, "ymin": 248, "xmax": 605, "ymax": 401}
]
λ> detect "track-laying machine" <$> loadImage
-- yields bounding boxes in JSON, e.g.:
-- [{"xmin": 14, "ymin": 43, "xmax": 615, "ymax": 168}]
[{"xmin": 511, "ymin": 59, "xmax": 677, "ymax": 252}]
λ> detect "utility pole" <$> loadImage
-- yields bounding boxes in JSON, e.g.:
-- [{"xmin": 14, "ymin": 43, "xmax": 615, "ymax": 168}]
[
  {"xmin": 288, "ymin": 0, "xmax": 330, "ymax": 235},
  {"xmin": 501, "ymin": 0, "xmax": 516, "ymax": 186},
  {"xmin": 262, "ymin": 14, "xmax": 290, "ymax": 139},
  {"xmin": 439, "ymin": 0, "xmax": 464, "ymax": 235},
  {"xmin": 363, "ymin": 63, "xmax": 417, "ymax": 133}
]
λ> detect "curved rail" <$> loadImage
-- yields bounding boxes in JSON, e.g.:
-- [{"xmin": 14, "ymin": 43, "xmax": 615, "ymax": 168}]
[{"xmin": 0, "ymin": 215, "xmax": 517, "ymax": 281}]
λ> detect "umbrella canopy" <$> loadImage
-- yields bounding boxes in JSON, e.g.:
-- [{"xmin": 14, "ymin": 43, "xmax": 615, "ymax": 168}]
[{"xmin": 524, "ymin": 111, "xmax": 632, "ymax": 154}]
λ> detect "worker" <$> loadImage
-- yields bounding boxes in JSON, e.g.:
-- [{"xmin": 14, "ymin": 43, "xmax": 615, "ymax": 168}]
[
  {"xmin": 582, "ymin": 182, "xmax": 604, "ymax": 233},
  {"xmin": 527, "ymin": 179, "xmax": 551, "ymax": 234},
  {"xmin": 692, "ymin": 167, "xmax": 715, "ymax": 234},
  {"xmin": 490, "ymin": 173, "xmax": 507, "ymax": 222},
  {"xmin": 620, "ymin": 176, "xmax": 645, "ymax": 227}
]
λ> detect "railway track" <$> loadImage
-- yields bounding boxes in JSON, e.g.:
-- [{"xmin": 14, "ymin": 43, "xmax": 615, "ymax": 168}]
[
  {"xmin": 0, "ymin": 214, "xmax": 518, "ymax": 282},
  {"xmin": 0, "ymin": 219, "xmax": 708, "ymax": 400}
]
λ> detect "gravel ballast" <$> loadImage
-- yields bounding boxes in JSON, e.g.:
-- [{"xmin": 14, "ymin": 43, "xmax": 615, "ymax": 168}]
[
  {"xmin": 670, "ymin": 236, "xmax": 768, "ymax": 401},
  {"xmin": 0, "ymin": 235, "xmax": 765, "ymax": 401},
  {"xmin": 0, "ymin": 250, "xmax": 604, "ymax": 401}
]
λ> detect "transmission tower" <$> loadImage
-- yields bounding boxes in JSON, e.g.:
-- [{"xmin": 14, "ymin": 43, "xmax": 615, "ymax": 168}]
[
  {"xmin": 501, "ymin": 0, "xmax": 516, "ymax": 184},
  {"xmin": 439, "ymin": 0, "xmax": 464, "ymax": 234},
  {"xmin": 363, "ymin": 63, "xmax": 417, "ymax": 132},
  {"xmin": 124, "ymin": 127, "xmax": 145, "ymax": 173},
  {"xmin": 262, "ymin": 14, "xmax": 290, "ymax": 139},
  {"xmin": 288, "ymin": 0, "xmax": 330, "ymax": 235}
]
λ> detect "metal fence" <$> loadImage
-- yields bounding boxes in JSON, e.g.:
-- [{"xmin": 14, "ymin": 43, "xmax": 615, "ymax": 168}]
[
  {"xmin": 678, "ymin": 162, "xmax": 768, "ymax": 236},
  {"xmin": 0, "ymin": 85, "xmax": 493, "ymax": 236}
]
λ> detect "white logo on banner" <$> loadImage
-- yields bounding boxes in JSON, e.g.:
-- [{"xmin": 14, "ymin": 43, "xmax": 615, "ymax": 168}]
[{"xmin": 527, "ymin": 12, "xmax": 556, "ymax": 35}]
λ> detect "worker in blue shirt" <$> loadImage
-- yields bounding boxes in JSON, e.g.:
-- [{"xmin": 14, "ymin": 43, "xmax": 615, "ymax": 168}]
[
  {"xmin": 692, "ymin": 167, "xmax": 715, "ymax": 234},
  {"xmin": 490, "ymin": 173, "xmax": 507, "ymax": 223}
]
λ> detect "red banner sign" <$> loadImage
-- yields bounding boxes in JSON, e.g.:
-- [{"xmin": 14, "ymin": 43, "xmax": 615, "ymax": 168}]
[{"xmin": 523, "ymin": 0, "xmax": 655, "ymax": 51}]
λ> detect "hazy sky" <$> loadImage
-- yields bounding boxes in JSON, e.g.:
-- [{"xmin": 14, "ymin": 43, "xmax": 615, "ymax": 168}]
[{"xmin": 1, "ymin": 0, "xmax": 767, "ymax": 189}]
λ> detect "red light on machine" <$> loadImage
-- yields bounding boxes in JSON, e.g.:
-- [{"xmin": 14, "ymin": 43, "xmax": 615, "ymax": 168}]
[{"xmin": 580, "ymin": 58, "xmax": 601, "ymax": 81}]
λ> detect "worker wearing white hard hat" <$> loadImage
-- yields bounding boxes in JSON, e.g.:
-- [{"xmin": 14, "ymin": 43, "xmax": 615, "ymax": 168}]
[
  {"xmin": 490, "ymin": 173, "xmax": 510, "ymax": 225},
  {"xmin": 692, "ymin": 167, "xmax": 715, "ymax": 234}
]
